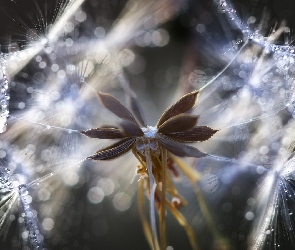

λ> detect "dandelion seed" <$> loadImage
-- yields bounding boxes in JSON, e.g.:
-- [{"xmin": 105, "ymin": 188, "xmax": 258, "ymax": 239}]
[
  {"xmin": 0, "ymin": 167, "xmax": 43, "ymax": 249},
  {"xmin": 3, "ymin": 0, "xmax": 295, "ymax": 249},
  {"xmin": 81, "ymin": 90, "xmax": 218, "ymax": 249},
  {"xmin": 6, "ymin": 0, "xmax": 86, "ymax": 77},
  {"xmin": 0, "ymin": 58, "xmax": 10, "ymax": 133},
  {"xmin": 248, "ymin": 155, "xmax": 295, "ymax": 250}
]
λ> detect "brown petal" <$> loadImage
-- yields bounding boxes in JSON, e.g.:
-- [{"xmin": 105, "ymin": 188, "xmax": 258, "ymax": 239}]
[
  {"xmin": 158, "ymin": 114, "xmax": 199, "ymax": 133},
  {"xmin": 100, "ymin": 125, "xmax": 120, "ymax": 129},
  {"xmin": 80, "ymin": 128, "xmax": 126, "ymax": 139},
  {"xmin": 156, "ymin": 134, "xmax": 207, "ymax": 158},
  {"xmin": 166, "ymin": 126, "xmax": 218, "ymax": 143},
  {"xmin": 120, "ymin": 120, "xmax": 143, "ymax": 137},
  {"xmin": 87, "ymin": 137, "xmax": 136, "ymax": 160},
  {"xmin": 98, "ymin": 92, "xmax": 138, "ymax": 124},
  {"xmin": 157, "ymin": 90, "xmax": 199, "ymax": 127},
  {"xmin": 128, "ymin": 94, "xmax": 146, "ymax": 127}
]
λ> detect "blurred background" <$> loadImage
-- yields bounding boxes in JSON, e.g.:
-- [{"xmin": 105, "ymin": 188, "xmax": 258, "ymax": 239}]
[{"xmin": 0, "ymin": 0, "xmax": 294, "ymax": 250}]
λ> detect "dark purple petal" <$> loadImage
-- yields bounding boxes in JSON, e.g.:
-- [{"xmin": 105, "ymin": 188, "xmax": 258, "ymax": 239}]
[
  {"xmin": 157, "ymin": 90, "xmax": 199, "ymax": 127},
  {"xmin": 156, "ymin": 134, "xmax": 207, "ymax": 158},
  {"xmin": 87, "ymin": 137, "xmax": 136, "ymax": 160},
  {"xmin": 98, "ymin": 92, "xmax": 138, "ymax": 124},
  {"xmin": 120, "ymin": 120, "xmax": 143, "ymax": 137},
  {"xmin": 165, "ymin": 126, "xmax": 218, "ymax": 143},
  {"xmin": 80, "ymin": 128, "xmax": 126, "ymax": 139},
  {"xmin": 158, "ymin": 114, "xmax": 199, "ymax": 133},
  {"xmin": 100, "ymin": 125, "xmax": 120, "ymax": 129},
  {"xmin": 128, "ymin": 94, "xmax": 146, "ymax": 127}
]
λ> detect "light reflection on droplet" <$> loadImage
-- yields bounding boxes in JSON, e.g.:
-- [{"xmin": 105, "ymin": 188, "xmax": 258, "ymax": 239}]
[
  {"xmin": 22, "ymin": 231, "xmax": 29, "ymax": 240},
  {"xmin": 42, "ymin": 217, "xmax": 55, "ymax": 231},
  {"xmin": 94, "ymin": 27, "xmax": 105, "ymax": 38},
  {"xmin": 119, "ymin": 49, "xmax": 135, "ymax": 67},
  {"xmin": 113, "ymin": 192, "xmax": 131, "ymax": 211},
  {"xmin": 245, "ymin": 211, "xmax": 254, "ymax": 220},
  {"xmin": 38, "ymin": 188, "xmax": 51, "ymax": 201},
  {"xmin": 23, "ymin": 195, "xmax": 32, "ymax": 204},
  {"xmin": 87, "ymin": 187, "xmax": 104, "ymax": 204},
  {"xmin": 63, "ymin": 172, "xmax": 79, "ymax": 186},
  {"xmin": 97, "ymin": 178, "xmax": 115, "ymax": 196}
]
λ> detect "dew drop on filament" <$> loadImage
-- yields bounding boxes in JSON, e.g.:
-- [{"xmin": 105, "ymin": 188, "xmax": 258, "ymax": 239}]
[{"xmin": 0, "ymin": 60, "xmax": 10, "ymax": 133}]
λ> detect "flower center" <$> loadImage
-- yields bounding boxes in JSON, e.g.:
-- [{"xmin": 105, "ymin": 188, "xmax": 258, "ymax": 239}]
[
  {"xmin": 141, "ymin": 125, "xmax": 157, "ymax": 138},
  {"xmin": 136, "ymin": 126, "xmax": 158, "ymax": 153}
]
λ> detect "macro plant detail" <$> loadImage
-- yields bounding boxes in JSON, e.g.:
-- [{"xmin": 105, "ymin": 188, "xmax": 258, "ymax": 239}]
[
  {"xmin": 1, "ymin": 0, "xmax": 295, "ymax": 249},
  {"xmin": 81, "ymin": 90, "xmax": 217, "ymax": 249},
  {"xmin": 0, "ymin": 167, "xmax": 43, "ymax": 250}
]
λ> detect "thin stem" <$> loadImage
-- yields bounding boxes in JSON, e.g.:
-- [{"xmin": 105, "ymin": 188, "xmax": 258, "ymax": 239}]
[
  {"xmin": 166, "ymin": 200, "xmax": 199, "ymax": 250},
  {"xmin": 27, "ymin": 159, "xmax": 85, "ymax": 188},
  {"xmin": 170, "ymin": 155, "xmax": 202, "ymax": 183},
  {"xmin": 8, "ymin": 116, "xmax": 80, "ymax": 134},
  {"xmin": 159, "ymin": 147, "xmax": 167, "ymax": 250},
  {"xmin": 174, "ymin": 156, "xmax": 230, "ymax": 249},
  {"xmin": 221, "ymin": 105, "xmax": 287, "ymax": 130},
  {"xmin": 193, "ymin": 184, "xmax": 229, "ymax": 248},
  {"xmin": 199, "ymin": 41, "xmax": 248, "ymax": 92},
  {"xmin": 145, "ymin": 148, "xmax": 160, "ymax": 250}
]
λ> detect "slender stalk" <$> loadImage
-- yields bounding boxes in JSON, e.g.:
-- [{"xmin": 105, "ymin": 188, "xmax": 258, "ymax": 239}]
[
  {"xmin": 170, "ymin": 155, "xmax": 201, "ymax": 183},
  {"xmin": 199, "ymin": 41, "xmax": 248, "ymax": 91},
  {"xmin": 193, "ymin": 184, "xmax": 229, "ymax": 248},
  {"xmin": 166, "ymin": 200, "xmax": 199, "ymax": 250},
  {"xmin": 159, "ymin": 147, "xmax": 167, "ymax": 249},
  {"xmin": 145, "ymin": 147, "xmax": 160, "ymax": 250},
  {"xmin": 173, "ymin": 156, "xmax": 230, "ymax": 249}
]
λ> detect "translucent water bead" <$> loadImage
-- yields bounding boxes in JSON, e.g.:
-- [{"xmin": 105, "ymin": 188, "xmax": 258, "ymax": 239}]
[{"xmin": 0, "ymin": 63, "xmax": 9, "ymax": 133}]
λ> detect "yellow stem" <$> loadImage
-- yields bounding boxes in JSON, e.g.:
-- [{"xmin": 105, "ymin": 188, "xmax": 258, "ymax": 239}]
[
  {"xmin": 170, "ymin": 155, "xmax": 202, "ymax": 183},
  {"xmin": 172, "ymin": 156, "xmax": 230, "ymax": 249},
  {"xmin": 166, "ymin": 200, "xmax": 199, "ymax": 250}
]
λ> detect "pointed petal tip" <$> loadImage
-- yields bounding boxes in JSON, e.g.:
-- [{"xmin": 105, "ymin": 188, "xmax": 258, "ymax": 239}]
[
  {"xmin": 211, "ymin": 129, "xmax": 219, "ymax": 137},
  {"xmin": 86, "ymin": 155, "xmax": 96, "ymax": 161},
  {"xmin": 157, "ymin": 90, "xmax": 201, "ymax": 127},
  {"xmin": 191, "ymin": 90, "xmax": 200, "ymax": 94},
  {"xmin": 80, "ymin": 129, "xmax": 89, "ymax": 134},
  {"xmin": 96, "ymin": 92, "xmax": 138, "ymax": 123},
  {"xmin": 97, "ymin": 91, "xmax": 104, "ymax": 97},
  {"xmin": 163, "ymin": 126, "xmax": 218, "ymax": 143}
]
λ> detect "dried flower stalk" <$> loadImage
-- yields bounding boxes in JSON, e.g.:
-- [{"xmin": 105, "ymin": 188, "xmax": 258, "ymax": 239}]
[{"xmin": 81, "ymin": 90, "xmax": 218, "ymax": 249}]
